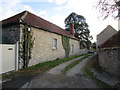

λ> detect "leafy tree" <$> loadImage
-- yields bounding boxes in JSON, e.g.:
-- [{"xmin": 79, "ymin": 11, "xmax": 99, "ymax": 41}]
[
  {"xmin": 97, "ymin": 0, "xmax": 120, "ymax": 19},
  {"xmin": 64, "ymin": 12, "xmax": 92, "ymax": 49},
  {"xmin": 91, "ymin": 42, "xmax": 96, "ymax": 50}
]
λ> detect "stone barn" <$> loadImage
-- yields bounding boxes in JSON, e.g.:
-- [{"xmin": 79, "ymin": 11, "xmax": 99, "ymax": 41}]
[{"xmin": 1, "ymin": 10, "xmax": 86, "ymax": 72}]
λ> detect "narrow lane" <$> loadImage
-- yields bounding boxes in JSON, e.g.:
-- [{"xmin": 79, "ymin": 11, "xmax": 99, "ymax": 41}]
[
  {"xmin": 46, "ymin": 56, "xmax": 84, "ymax": 75},
  {"xmin": 27, "ymin": 55, "xmax": 99, "ymax": 88},
  {"xmin": 66, "ymin": 57, "xmax": 90, "ymax": 76}
]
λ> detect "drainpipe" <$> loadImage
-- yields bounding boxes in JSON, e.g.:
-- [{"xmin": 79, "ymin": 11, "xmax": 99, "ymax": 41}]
[{"xmin": 15, "ymin": 41, "xmax": 19, "ymax": 71}]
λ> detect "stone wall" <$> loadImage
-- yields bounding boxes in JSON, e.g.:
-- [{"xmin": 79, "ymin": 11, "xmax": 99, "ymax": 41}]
[
  {"xmin": 69, "ymin": 39, "xmax": 86, "ymax": 57},
  {"xmin": 98, "ymin": 48, "xmax": 120, "ymax": 78},
  {"xmin": 28, "ymin": 27, "xmax": 86, "ymax": 66},
  {"xmin": 1, "ymin": 25, "xmax": 20, "ymax": 44}
]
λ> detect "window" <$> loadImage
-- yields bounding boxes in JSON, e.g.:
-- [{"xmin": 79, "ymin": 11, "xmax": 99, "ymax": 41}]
[
  {"xmin": 52, "ymin": 38, "xmax": 57, "ymax": 49},
  {"xmin": 71, "ymin": 45, "xmax": 74, "ymax": 53}
]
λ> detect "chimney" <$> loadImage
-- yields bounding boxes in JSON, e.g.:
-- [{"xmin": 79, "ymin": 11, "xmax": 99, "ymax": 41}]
[{"xmin": 70, "ymin": 23, "xmax": 74, "ymax": 36}]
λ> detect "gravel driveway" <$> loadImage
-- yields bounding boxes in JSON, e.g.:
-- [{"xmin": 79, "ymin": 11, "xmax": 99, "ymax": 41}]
[{"xmin": 26, "ymin": 55, "xmax": 99, "ymax": 88}]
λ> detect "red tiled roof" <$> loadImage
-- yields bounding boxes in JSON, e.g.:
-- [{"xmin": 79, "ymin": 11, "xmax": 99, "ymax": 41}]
[
  {"xmin": 2, "ymin": 11, "xmax": 25, "ymax": 25},
  {"xmin": 24, "ymin": 11, "xmax": 71, "ymax": 37},
  {"xmin": 100, "ymin": 30, "xmax": 120, "ymax": 48},
  {"xmin": 1, "ymin": 11, "xmax": 78, "ymax": 40}
]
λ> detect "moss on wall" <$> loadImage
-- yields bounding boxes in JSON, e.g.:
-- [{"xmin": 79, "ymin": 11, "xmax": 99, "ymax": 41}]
[
  {"xmin": 19, "ymin": 24, "xmax": 35, "ymax": 68},
  {"xmin": 61, "ymin": 36, "xmax": 70, "ymax": 57}
]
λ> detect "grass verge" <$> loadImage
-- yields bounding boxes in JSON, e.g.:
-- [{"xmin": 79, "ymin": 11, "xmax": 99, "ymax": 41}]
[
  {"xmin": 2, "ymin": 54, "xmax": 85, "ymax": 80},
  {"xmin": 82, "ymin": 54, "xmax": 114, "ymax": 88},
  {"xmin": 82, "ymin": 66, "xmax": 113, "ymax": 88},
  {"xmin": 21, "ymin": 54, "xmax": 85, "ymax": 75},
  {"xmin": 62, "ymin": 54, "xmax": 91, "ymax": 74}
]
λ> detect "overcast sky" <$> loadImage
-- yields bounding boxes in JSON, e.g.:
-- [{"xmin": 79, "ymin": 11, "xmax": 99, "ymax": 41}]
[{"xmin": 0, "ymin": 0, "xmax": 118, "ymax": 42}]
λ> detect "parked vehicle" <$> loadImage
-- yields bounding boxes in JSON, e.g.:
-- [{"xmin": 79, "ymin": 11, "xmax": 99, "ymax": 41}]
[{"xmin": 87, "ymin": 50, "xmax": 94, "ymax": 54}]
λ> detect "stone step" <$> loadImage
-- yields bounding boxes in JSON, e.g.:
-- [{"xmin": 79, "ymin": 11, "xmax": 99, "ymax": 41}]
[{"xmin": 92, "ymin": 69, "xmax": 120, "ymax": 86}]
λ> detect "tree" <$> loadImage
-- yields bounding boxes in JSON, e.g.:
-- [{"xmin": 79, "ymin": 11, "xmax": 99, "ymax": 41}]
[
  {"xmin": 97, "ymin": 0, "xmax": 120, "ymax": 19},
  {"xmin": 91, "ymin": 42, "xmax": 96, "ymax": 50},
  {"xmin": 64, "ymin": 12, "xmax": 93, "ymax": 49}
]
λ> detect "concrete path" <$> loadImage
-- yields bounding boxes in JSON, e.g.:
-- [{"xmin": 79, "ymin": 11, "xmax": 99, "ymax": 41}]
[
  {"xmin": 92, "ymin": 69, "xmax": 120, "ymax": 86},
  {"xmin": 66, "ymin": 57, "xmax": 89, "ymax": 76},
  {"xmin": 26, "ymin": 55, "xmax": 99, "ymax": 88},
  {"xmin": 46, "ymin": 56, "xmax": 84, "ymax": 75}
]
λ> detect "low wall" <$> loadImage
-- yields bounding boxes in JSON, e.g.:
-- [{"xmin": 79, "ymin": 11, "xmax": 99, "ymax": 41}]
[{"xmin": 98, "ymin": 48, "xmax": 120, "ymax": 78}]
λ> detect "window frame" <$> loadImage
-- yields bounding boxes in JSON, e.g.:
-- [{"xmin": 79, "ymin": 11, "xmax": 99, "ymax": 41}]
[{"xmin": 52, "ymin": 38, "xmax": 57, "ymax": 50}]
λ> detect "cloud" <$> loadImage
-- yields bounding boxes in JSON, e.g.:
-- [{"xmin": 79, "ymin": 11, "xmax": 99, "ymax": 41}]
[
  {"xmin": 51, "ymin": 0, "xmax": 118, "ymax": 42},
  {"xmin": 19, "ymin": 5, "xmax": 35, "ymax": 13},
  {"xmin": 38, "ymin": 11, "xmax": 47, "ymax": 17},
  {"xmin": 48, "ymin": 0, "xmax": 69, "ymax": 5},
  {"xmin": 0, "ymin": 0, "xmax": 49, "ymax": 2},
  {"xmin": 0, "ymin": 0, "xmax": 21, "ymax": 20},
  {"xmin": 0, "ymin": 0, "xmax": 36, "ymax": 20},
  {"xmin": 0, "ymin": 0, "xmax": 117, "ymax": 42},
  {"xmin": 50, "ymin": 14, "xmax": 65, "ymax": 28}
]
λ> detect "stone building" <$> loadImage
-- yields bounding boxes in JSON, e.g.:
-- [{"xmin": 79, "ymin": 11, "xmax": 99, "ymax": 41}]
[
  {"xmin": 1, "ymin": 11, "xmax": 86, "ymax": 70},
  {"xmin": 97, "ymin": 25, "xmax": 117, "ymax": 50},
  {"xmin": 97, "ymin": 27, "xmax": 120, "ymax": 78}
]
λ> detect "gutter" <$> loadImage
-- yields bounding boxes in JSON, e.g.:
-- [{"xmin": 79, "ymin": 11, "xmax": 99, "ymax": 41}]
[
  {"xmin": 19, "ymin": 11, "xmax": 79, "ymax": 41},
  {"xmin": 20, "ymin": 22, "xmax": 79, "ymax": 41}
]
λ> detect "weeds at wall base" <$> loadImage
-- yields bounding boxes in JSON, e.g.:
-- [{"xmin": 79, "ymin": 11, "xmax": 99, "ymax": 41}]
[
  {"xmin": 1, "ymin": 54, "xmax": 85, "ymax": 81},
  {"xmin": 82, "ymin": 54, "xmax": 115, "ymax": 88}
]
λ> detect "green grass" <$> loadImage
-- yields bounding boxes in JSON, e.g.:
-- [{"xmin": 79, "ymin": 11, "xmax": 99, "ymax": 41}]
[
  {"xmin": 82, "ymin": 66, "xmax": 94, "ymax": 79},
  {"xmin": 82, "ymin": 66, "xmax": 113, "ymax": 88},
  {"xmin": 2, "ymin": 54, "xmax": 86, "ymax": 80},
  {"xmin": 19, "ymin": 54, "xmax": 86, "ymax": 75},
  {"xmin": 62, "ymin": 54, "xmax": 91, "ymax": 74}
]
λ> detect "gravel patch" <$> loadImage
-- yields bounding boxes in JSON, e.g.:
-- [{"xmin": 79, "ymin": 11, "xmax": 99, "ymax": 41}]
[
  {"xmin": 27, "ymin": 55, "xmax": 99, "ymax": 88},
  {"xmin": 47, "ymin": 56, "xmax": 84, "ymax": 75}
]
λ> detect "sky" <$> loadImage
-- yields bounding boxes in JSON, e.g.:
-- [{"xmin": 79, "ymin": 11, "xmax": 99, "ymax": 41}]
[{"xmin": 0, "ymin": 0, "xmax": 118, "ymax": 42}]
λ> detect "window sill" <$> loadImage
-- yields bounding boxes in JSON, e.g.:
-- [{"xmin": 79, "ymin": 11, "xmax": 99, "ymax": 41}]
[{"xmin": 52, "ymin": 47, "xmax": 57, "ymax": 50}]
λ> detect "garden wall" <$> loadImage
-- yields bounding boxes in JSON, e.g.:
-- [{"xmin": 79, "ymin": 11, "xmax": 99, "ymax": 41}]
[{"xmin": 98, "ymin": 48, "xmax": 120, "ymax": 78}]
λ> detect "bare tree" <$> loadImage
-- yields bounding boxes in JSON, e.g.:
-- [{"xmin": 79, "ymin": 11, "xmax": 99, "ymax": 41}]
[{"xmin": 97, "ymin": 0, "xmax": 120, "ymax": 19}]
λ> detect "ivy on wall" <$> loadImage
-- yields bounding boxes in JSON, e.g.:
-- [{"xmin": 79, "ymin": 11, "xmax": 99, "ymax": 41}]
[
  {"xmin": 61, "ymin": 36, "xmax": 70, "ymax": 57},
  {"xmin": 19, "ymin": 24, "xmax": 35, "ymax": 68}
]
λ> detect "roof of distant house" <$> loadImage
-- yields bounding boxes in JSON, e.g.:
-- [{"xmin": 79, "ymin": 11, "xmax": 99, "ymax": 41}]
[
  {"xmin": 1, "ymin": 10, "xmax": 78, "ymax": 40},
  {"xmin": 97, "ymin": 25, "xmax": 117, "ymax": 36},
  {"xmin": 100, "ymin": 30, "xmax": 120, "ymax": 48}
]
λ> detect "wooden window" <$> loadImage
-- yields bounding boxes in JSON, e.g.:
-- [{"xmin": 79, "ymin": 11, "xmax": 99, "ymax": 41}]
[{"xmin": 52, "ymin": 38, "xmax": 57, "ymax": 49}]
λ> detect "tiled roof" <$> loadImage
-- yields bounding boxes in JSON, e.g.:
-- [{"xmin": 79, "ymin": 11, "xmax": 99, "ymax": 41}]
[
  {"xmin": 97, "ymin": 25, "xmax": 117, "ymax": 36},
  {"xmin": 2, "ymin": 11, "xmax": 78, "ymax": 40},
  {"xmin": 100, "ymin": 30, "xmax": 120, "ymax": 48},
  {"xmin": 2, "ymin": 11, "xmax": 25, "ymax": 26}
]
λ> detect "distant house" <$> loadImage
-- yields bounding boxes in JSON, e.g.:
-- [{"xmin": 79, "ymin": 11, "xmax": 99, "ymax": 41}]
[
  {"xmin": 100, "ymin": 30, "xmax": 120, "ymax": 49},
  {"xmin": 97, "ymin": 25, "xmax": 117, "ymax": 50},
  {"xmin": 0, "ymin": 11, "xmax": 86, "ymax": 73},
  {"xmin": 97, "ymin": 26, "xmax": 120, "ymax": 78}
]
